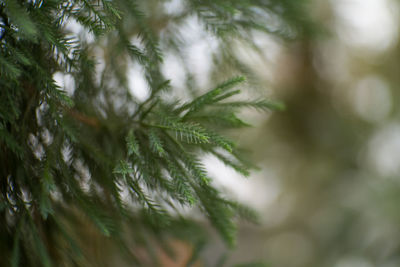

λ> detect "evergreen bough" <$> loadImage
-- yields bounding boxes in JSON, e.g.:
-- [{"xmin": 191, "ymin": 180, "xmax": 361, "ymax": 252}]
[{"xmin": 0, "ymin": 0, "xmax": 307, "ymax": 266}]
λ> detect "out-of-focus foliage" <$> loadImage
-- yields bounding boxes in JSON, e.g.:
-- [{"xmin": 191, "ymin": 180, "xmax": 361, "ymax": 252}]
[
  {"xmin": 201, "ymin": 0, "xmax": 400, "ymax": 266},
  {"xmin": 0, "ymin": 0, "xmax": 313, "ymax": 266}
]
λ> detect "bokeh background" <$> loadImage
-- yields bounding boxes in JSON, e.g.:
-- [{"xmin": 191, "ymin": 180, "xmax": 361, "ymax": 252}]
[
  {"xmin": 54, "ymin": 0, "xmax": 400, "ymax": 266},
  {"xmin": 200, "ymin": 0, "xmax": 400, "ymax": 266}
]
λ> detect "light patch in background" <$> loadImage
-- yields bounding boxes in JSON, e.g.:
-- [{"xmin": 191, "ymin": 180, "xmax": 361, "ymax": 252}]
[
  {"xmin": 129, "ymin": 36, "xmax": 145, "ymax": 50},
  {"xmin": 203, "ymin": 154, "xmax": 281, "ymax": 212},
  {"xmin": 93, "ymin": 46, "xmax": 106, "ymax": 86},
  {"xmin": 236, "ymin": 33, "xmax": 282, "ymax": 83},
  {"xmin": 163, "ymin": 0, "xmax": 184, "ymax": 15},
  {"xmin": 63, "ymin": 17, "xmax": 95, "ymax": 44},
  {"xmin": 73, "ymin": 159, "xmax": 91, "ymax": 193},
  {"xmin": 185, "ymin": 37, "xmax": 216, "ymax": 89},
  {"xmin": 127, "ymin": 62, "xmax": 150, "ymax": 102},
  {"xmin": 161, "ymin": 53, "xmax": 186, "ymax": 90},
  {"xmin": 53, "ymin": 72, "xmax": 76, "ymax": 96},
  {"xmin": 180, "ymin": 16, "xmax": 219, "ymax": 89},
  {"xmin": 63, "ymin": 17, "xmax": 84, "ymax": 35},
  {"xmin": 349, "ymin": 76, "xmax": 392, "ymax": 123},
  {"xmin": 367, "ymin": 123, "xmax": 400, "ymax": 177},
  {"xmin": 332, "ymin": 0, "xmax": 399, "ymax": 52}
]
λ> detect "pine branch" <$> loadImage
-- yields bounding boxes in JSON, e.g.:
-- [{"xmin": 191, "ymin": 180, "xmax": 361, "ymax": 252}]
[
  {"xmin": 177, "ymin": 76, "xmax": 246, "ymax": 116},
  {"xmin": 0, "ymin": 0, "xmax": 301, "ymax": 265},
  {"xmin": 216, "ymin": 99, "xmax": 286, "ymax": 111}
]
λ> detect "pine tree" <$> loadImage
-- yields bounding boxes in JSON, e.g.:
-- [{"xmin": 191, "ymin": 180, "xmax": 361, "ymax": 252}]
[{"xmin": 0, "ymin": 1, "xmax": 309, "ymax": 266}]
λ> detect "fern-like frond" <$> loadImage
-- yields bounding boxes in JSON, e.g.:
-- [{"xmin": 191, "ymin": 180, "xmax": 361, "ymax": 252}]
[
  {"xmin": 154, "ymin": 119, "xmax": 210, "ymax": 144},
  {"xmin": 177, "ymin": 76, "xmax": 246, "ymax": 116},
  {"xmin": 217, "ymin": 99, "xmax": 286, "ymax": 111}
]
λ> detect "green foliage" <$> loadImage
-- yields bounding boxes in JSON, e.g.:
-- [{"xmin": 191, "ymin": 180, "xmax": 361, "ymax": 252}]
[{"xmin": 0, "ymin": 0, "xmax": 309, "ymax": 266}]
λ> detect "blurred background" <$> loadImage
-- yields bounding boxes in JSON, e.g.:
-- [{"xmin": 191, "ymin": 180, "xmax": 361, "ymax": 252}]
[
  {"xmin": 199, "ymin": 0, "xmax": 400, "ymax": 266},
  {"xmin": 55, "ymin": 0, "xmax": 400, "ymax": 265}
]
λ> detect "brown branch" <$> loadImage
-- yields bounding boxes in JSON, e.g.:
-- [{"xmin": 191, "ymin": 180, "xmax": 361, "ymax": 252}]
[{"xmin": 66, "ymin": 109, "xmax": 101, "ymax": 129}]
